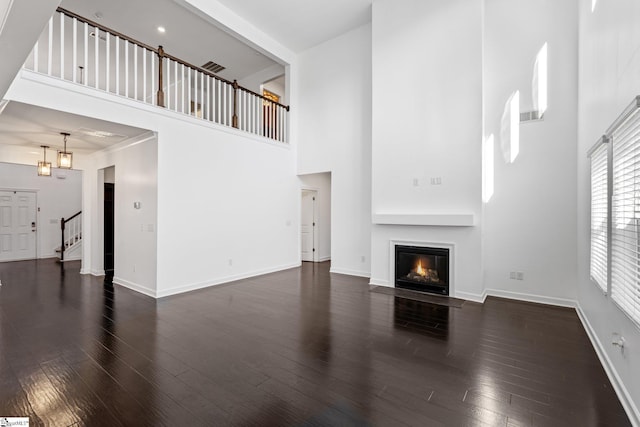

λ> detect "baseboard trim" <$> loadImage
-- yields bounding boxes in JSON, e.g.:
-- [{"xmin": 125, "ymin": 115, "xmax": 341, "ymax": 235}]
[
  {"xmin": 90, "ymin": 269, "xmax": 105, "ymax": 276},
  {"xmin": 369, "ymin": 278, "xmax": 389, "ymax": 287},
  {"xmin": 484, "ymin": 288, "xmax": 577, "ymax": 308},
  {"xmin": 576, "ymin": 304, "xmax": 640, "ymax": 427},
  {"xmin": 329, "ymin": 267, "xmax": 370, "ymax": 278},
  {"xmin": 113, "ymin": 276, "xmax": 156, "ymax": 298},
  {"xmin": 455, "ymin": 290, "xmax": 487, "ymax": 303},
  {"xmin": 156, "ymin": 262, "xmax": 300, "ymax": 298},
  {"xmin": 318, "ymin": 256, "xmax": 331, "ymax": 262}
]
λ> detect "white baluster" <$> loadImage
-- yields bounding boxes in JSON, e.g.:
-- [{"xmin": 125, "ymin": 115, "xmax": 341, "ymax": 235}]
[
  {"xmin": 83, "ymin": 22, "xmax": 88, "ymax": 85},
  {"xmin": 94, "ymin": 26, "xmax": 99, "ymax": 88},
  {"xmin": 143, "ymin": 48, "xmax": 147, "ymax": 103},
  {"xmin": 134, "ymin": 44, "xmax": 138, "ymax": 100},
  {"xmin": 174, "ymin": 61, "xmax": 178, "ymax": 112},
  {"xmin": 60, "ymin": 13, "xmax": 64, "ymax": 79},
  {"xmin": 190, "ymin": 68, "xmax": 194, "ymax": 116},
  {"xmin": 72, "ymin": 17, "xmax": 77, "ymax": 82},
  {"xmin": 115, "ymin": 36, "xmax": 120, "ymax": 94},
  {"xmin": 151, "ymin": 49, "xmax": 155, "ymax": 106},
  {"xmin": 47, "ymin": 17, "xmax": 53, "ymax": 75},
  {"xmin": 125, "ymin": 41, "xmax": 129, "ymax": 97},
  {"xmin": 106, "ymin": 32, "xmax": 110, "ymax": 92}
]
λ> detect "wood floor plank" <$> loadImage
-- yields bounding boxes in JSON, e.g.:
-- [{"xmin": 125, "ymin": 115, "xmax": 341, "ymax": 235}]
[{"xmin": 0, "ymin": 259, "xmax": 631, "ymax": 426}]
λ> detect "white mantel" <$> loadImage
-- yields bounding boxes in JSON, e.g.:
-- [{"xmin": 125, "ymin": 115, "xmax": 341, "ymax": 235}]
[{"xmin": 372, "ymin": 213, "xmax": 476, "ymax": 227}]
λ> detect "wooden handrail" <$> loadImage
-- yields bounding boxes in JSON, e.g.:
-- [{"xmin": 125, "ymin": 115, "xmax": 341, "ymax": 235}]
[
  {"xmin": 56, "ymin": 7, "xmax": 291, "ymax": 111},
  {"xmin": 60, "ymin": 210, "xmax": 81, "ymax": 262},
  {"xmin": 63, "ymin": 210, "xmax": 82, "ymax": 224}
]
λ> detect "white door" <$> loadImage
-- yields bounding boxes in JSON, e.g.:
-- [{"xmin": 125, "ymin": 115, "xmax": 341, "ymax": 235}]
[
  {"xmin": 301, "ymin": 190, "xmax": 317, "ymax": 262},
  {"xmin": 0, "ymin": 191, "xmax": 37, "ymax": 262}
]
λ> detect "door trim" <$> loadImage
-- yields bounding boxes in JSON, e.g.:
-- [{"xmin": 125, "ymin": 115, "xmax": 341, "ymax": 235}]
[
  {"xmin": 301, "ymin": 188, "xmax": 319, "ymax": 262},
  {"xmin": 0, "ymin": 189, "xmax": 39, "ymax": 261}
]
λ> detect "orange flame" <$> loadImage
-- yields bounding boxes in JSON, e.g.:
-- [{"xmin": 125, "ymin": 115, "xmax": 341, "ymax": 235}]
[{"xmin": 416, "ymin": 260, "xmax": 426, "ymax": 277}]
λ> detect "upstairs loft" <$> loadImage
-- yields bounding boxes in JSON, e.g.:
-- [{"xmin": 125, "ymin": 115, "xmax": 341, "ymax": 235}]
[{"xmin": 22, "ymin": 7, "xmax": 290, "ymax": 144}]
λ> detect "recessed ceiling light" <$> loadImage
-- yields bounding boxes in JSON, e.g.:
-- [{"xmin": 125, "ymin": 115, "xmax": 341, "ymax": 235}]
[{"xmin": 157, "ymin": 26, "xmax": 166, "ymax": 33}]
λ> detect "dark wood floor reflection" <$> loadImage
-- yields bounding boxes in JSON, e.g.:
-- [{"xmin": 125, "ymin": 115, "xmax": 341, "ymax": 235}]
[{"xmin": 0, "ymin": 259, "xmax": 630, "ymax": 426}]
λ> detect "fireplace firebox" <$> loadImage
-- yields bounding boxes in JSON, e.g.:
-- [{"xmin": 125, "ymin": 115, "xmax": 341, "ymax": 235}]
[{"xmin": 395, "ymin": 245, "xmax": 449, "ymax": 295}]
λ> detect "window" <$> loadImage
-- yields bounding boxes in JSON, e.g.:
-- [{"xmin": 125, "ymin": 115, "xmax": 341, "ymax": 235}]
[
  {"xmin": 611, "ymin": 107, "xmax": 640, "ymax": 324},
  {"xmin": 589, "ymin": 141, "xmax": 608, "ymax": 293},
  {"xmin": 589, "ymin": 96, "xmax": 640, "ymax": 327}
]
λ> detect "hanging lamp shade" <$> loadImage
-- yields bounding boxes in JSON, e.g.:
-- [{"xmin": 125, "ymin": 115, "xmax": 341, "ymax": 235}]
[
  {"xmin": 37, "ymin": 145, "xmax": 52, "ymax": 176},
  {"xmin": 57, "ymin": 132, "xmax": 73, "ymax": 169}
]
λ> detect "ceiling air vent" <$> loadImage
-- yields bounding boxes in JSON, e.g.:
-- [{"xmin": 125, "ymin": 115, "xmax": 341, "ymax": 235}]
[{"xmin": 202, "ymin": 61, "xmax": 226, "ymax": 74}]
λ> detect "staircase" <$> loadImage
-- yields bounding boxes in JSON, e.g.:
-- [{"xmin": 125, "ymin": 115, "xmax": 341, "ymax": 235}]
[{"xmin": 56, "ymin": 211, "xmax": 82, "ymax": 262}]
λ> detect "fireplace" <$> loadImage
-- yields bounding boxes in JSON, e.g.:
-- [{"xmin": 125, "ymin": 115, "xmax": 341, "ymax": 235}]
[{"xmin": 395, "ymin": 245, "xmax": 449, "ymax": 295}]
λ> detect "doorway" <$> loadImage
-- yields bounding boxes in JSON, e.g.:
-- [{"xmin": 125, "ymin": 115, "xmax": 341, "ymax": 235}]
[
  {"xmin": 301, "ymin": 190, "xmax": 317, "ymax": 262},
  {"xmin": 103, "ymin": 166, "xmax": 115, "ymax": 284},
  {"xmin": 0, "ymin": 190, "xmax": 37, "ymax": 261}
]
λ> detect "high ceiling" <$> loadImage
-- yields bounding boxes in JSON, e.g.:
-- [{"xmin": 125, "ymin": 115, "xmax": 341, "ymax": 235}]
[{"xmin": 214, "ymin": 0, "xmax": 373, "ymax": 52}]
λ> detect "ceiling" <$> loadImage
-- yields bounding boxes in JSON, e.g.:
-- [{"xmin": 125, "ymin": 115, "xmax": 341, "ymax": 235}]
[
  {"xmin": 0, "ymin": 101, "xmax": 149, "ymax": 155},
  {"xmin": 214, "ymin": 0, "xmax": 373, "ymax": 52},
  {"xmin": 59, "ymin": 0, "xmax": 283, "ymax": 81},
  {"xmin": 0, "ymin": 0, "xmax": 373, "ymax": 158}
]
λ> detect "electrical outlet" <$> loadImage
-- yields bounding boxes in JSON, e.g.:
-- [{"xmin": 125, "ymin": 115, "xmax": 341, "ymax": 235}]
[
  {"xmin": 412, "ymin": 178, "xmax": 419, "ymax": 187},
  {"xmin": 361, "ymin": 255, "xmax": 366, "ymax": 263},
  {"xmin": 516, "ymin": 272, "xmax": 524, "ymax": 280},
  {"xmin": 228, "ymin": 259, "xmax": 233, "ymax": 266},
  {"xmin": 430, "ymin": 177, "xmax": 442, "ymax": 185},
  {"xmin": 509, "ymin": 272, "xmax": 516, "ymax": 279}
]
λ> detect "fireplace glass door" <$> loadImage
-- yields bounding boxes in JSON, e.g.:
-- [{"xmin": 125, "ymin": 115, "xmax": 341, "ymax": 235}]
[{"xmin": 395, "ymin": 245, "xmax": 449, "ymax": 295}]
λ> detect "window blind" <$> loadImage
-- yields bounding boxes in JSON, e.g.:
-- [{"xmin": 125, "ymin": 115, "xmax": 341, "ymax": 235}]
[
  {"xmin": 611, "ymin": 108, "xmax": 640, "ymax": 325},
  {"xmin": 590, "ymin": 142, "xmax": 608, "ymax": 292}
]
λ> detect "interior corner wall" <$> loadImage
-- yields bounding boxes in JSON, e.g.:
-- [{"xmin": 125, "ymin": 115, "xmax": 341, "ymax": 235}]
[
  {"xmin": 481, "ymin": 0, "xmax": 578, "ymax": 304},
  {"xmin": 0, "ymin": 162, "xmax": 82, "ymax": 259},
  {"xmin": 299, "ymin": 172, "xmax": 332, "ymax": 262},
  {"xmin": 577, "ymin": 0, "xmax": 640, "ymax": 422},
  {"xmin": 370, "ymin": 0, "xmax": 483, "ymax": 296},
  {"xmin": 296, "ymin": 24, "xmax": 372, "ymax": 277}
]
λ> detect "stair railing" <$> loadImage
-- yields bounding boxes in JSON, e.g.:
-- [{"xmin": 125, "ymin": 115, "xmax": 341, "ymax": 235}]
[{"xmin": 60, "ymin": 210, "xmax": 82, "ymax": 261}]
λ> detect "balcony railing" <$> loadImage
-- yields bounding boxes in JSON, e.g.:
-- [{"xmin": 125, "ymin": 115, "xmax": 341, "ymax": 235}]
[{"xmin": 23, "ymin": 8, "xmax": 289, "ymax": 143}]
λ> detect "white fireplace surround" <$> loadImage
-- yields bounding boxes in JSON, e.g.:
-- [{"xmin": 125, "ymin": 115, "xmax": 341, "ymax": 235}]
[{"xmin": 389, "ymin": 239, "xmax": 456, "ymax": 297}]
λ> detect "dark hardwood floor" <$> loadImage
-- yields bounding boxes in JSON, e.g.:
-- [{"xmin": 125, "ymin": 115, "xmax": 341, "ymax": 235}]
[{"xmin": 0, "ymin": 259, "xmax": 630, "ymax": 426}]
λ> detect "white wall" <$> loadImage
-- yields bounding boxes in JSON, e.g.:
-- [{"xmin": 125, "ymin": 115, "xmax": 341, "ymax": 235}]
[
  {"xmin": 0, "ymin": 161, "xmax": 82, "ymax": 258},
  {"xmin": 577, "ymin": 0, "xmax": 640, "ymax": 422},
  {"xmin": 297, "ymin": 24, "xmax": 372, "ymax": 277},
  {"xmin": 299, "ymin": 172, "xmax": 331, "ymax": 262},
  {"xmin": 83, "ymin": 134, "xmax": 158, "ymax": 295},
  {"xmin": 370, "ymin": 0, "xmax": 483, "ymax": 298},
  {"xmin": 238, "ymin": 64, "xmax": 285, "ymax": 95},
  {"xmin": 8, "ymin": 69, "xmax": 299, "ymax": 298},
  {"xmin": 0, "ymin": 0, "xmax": 60, "ymax": 98},
  {"xmin": 481, "ymin": 0, "xmax": 579, "ymax": 304}
]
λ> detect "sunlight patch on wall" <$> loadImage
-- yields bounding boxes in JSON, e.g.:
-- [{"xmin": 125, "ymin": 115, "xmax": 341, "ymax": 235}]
[
  {"xmin": 482, "ymin": 134, "xmax": 495, "ymax": 203},
  {"xmin": 500, "ymin": 91, "xmax": 520, "ymax": 164},
  {"xmin": 510, "ymin": 91, "xmax": 520, "ymax": 162},
  {"xmin": 532, "ymin": 43, "xmax": 548, "ymax": 117},
  {"xmin": 591, "ymin": 0, "xmax": 597, "ymax": 12}
]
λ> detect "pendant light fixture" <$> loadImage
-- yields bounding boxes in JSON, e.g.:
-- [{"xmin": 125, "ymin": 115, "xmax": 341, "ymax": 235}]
[
  {"xmin": 37, "ymin": 145, "xmax": 52, "ymax": 176},
  {"xmin": 57, "ymin": 132, "xmax": 73, "ymax": 169}
]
